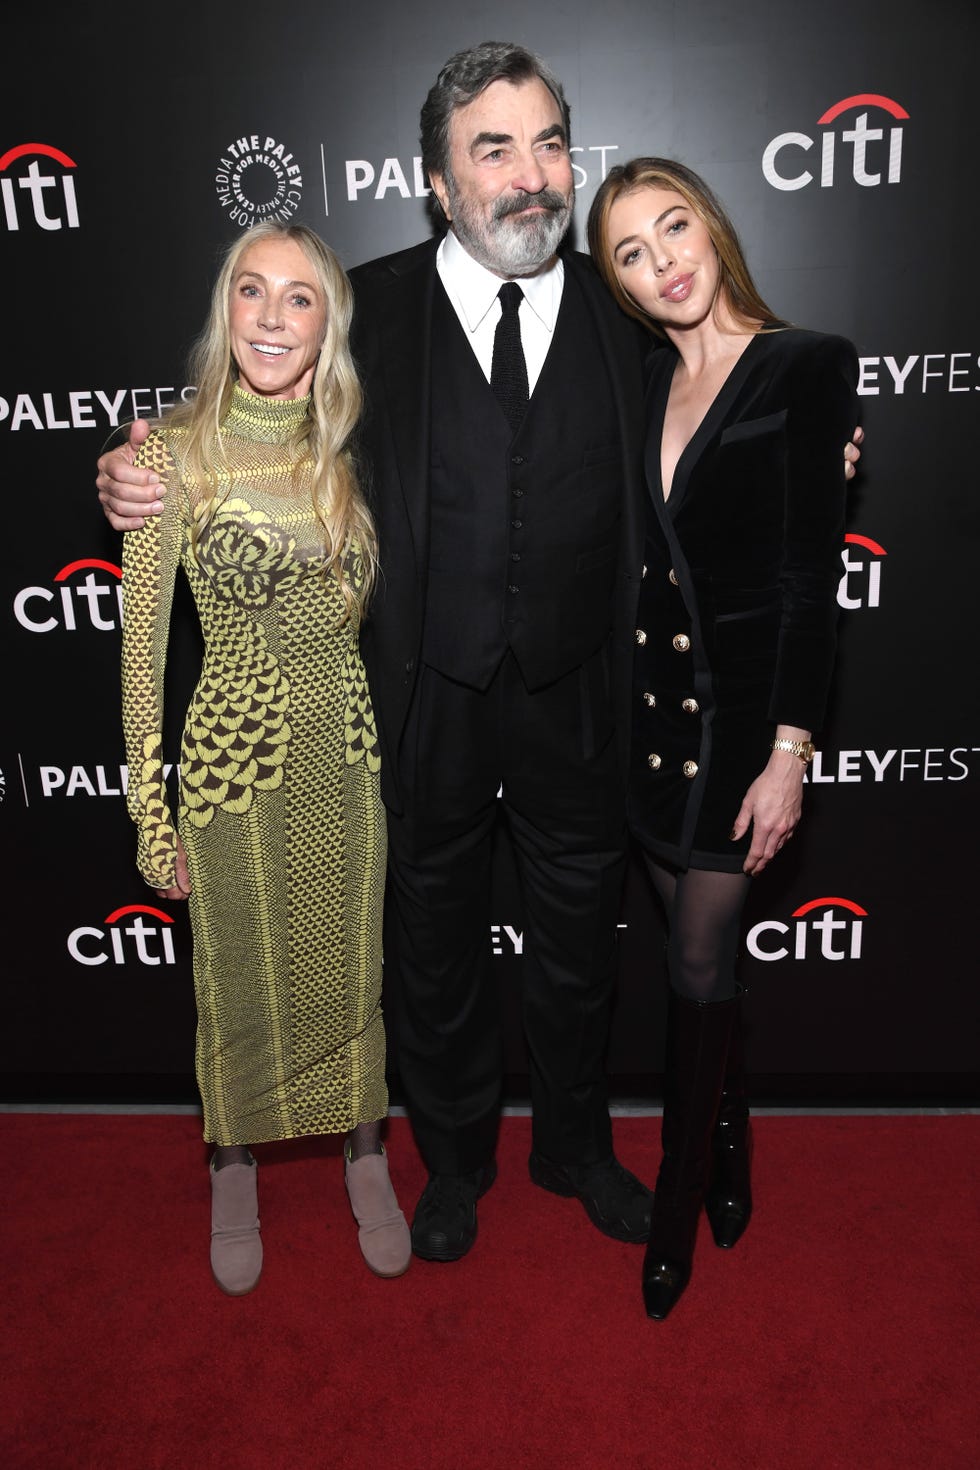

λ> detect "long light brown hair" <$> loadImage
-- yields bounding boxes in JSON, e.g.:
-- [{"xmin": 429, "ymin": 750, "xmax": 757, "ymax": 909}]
[
  {"xmin": 164, "ymin": 221, "xmax": 375, "ymax": 622},
  {"xmin": 587, "ymin": 157, "xmax": 779, "ymax": 338}
]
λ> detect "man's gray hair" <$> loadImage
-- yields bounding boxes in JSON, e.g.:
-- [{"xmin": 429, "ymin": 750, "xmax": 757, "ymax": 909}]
[{"xmin": 420, "ymin": 40, "xmax": 571, "ymax": 210}]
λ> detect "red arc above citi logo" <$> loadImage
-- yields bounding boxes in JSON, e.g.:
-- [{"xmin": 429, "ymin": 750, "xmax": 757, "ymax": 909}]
[
  {"xmin": 13, "ymin": 558, "xmax": 123, "ymax": 634},
  {"xmin": 746, "ymin": 896, "xmax": 867, "ymax": 962},
  {"xmin": 762, "ymin": 94, "xmax": 908, "ymax": 191},
  {"xmin": 838, "ymin": 533, "xmax": 886, "ymax": 610},
  {"xmin": 68, "ymin": 905, "xmax": 178, "ymax": 967},
  {"xmin": 1, "ymin": 142, "xmax": 79, "ymax": 231}
]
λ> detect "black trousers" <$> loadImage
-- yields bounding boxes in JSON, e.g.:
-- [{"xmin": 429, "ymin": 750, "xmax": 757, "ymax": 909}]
[{"xmin": 383, "ymin": 649, "xmax": 628, "ymax": 1176}]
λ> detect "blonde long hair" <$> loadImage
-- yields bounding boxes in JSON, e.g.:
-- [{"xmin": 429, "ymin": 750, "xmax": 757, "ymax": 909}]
[
  {"xmin": 587, "ymin": 157, "xmax": 779, "ymax": 338},
  {"xmin": 165, "ymin": 222, "xmax": 375, "ymax": 622}
]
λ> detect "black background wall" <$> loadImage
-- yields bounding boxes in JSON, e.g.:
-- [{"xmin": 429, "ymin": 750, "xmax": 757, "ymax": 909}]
[{"xmin": 3, "ymin": 0, "xmax": 977, "ymax": 1103}]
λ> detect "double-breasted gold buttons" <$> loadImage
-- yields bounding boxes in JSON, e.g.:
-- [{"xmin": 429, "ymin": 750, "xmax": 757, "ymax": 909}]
[
  {"xmin": 681, "ymin": 698, "xmax": 699, "ymax": 714},
  {"xmin": 682, "ymin": 760, "xmax": 698, "ymax": 778},
  {"xmin": 635, "ymin": 629, "xmax": 648, "ymax": 646},
  {"xmin": 647, "ymin": 753, "xmax": 662, "ymax": 770},
  {"xmin": 672, "ymin": 633, "xmax": 690, "ymax": 652},
  {"xmin": 642, "ymin": 692, "xmax": 656, "ymax": 707}
]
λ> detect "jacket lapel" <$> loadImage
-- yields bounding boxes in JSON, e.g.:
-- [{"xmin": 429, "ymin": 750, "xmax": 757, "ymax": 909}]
[
  {"xmin": 653, "ymin": 332, "xmax": 767, "ymax": 522},
  {"xmin": 374, "ymin": 242, "xmax": 438, "ymax": 571}
]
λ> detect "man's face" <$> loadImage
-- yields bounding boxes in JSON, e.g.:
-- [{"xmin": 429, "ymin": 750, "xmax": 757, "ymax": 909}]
[{"xmin": 429, "ymin": 76, "xmax": 575, "ymax": 277}]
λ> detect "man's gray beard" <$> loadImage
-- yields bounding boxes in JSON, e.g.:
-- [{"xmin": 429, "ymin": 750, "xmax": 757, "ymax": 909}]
[{"xmin": 448, "ymin": 183, "xmax": 573, "ymax": 277}]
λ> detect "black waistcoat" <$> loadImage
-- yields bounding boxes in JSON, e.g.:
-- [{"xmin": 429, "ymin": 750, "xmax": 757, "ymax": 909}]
[{"xmin": 424, "ymin": 268, "xmax": 623, "ymax": 691}]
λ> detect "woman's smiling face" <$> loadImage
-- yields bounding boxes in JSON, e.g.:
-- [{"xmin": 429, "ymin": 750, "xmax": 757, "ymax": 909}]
[{"xmin": 228, "ymin": 236, "xmax": 327, "ymax": 399}]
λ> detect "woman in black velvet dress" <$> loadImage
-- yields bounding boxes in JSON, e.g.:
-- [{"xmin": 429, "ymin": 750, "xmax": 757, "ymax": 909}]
[{"xmin": 588, "ymin": 159, "xmax": 858, "ymax": 1319}]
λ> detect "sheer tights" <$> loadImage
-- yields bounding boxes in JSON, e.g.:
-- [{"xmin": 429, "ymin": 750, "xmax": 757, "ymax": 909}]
[
  {"xmin": 211, "ymin": 1120, "xmax": 382, "ymax": 1170},
  {"xmin": 644, "ymin": 857, "xmax": 752, "ymax": 1004}
]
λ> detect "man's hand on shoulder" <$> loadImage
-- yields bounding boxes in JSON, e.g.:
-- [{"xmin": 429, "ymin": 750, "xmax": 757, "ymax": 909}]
[
  {"xmin": 96, "ymin": 420, "xmax": 163, "ymax": 531},
  {"xmin": 843, "ymin": 424, "xmax": 864, "ymax": 482}
]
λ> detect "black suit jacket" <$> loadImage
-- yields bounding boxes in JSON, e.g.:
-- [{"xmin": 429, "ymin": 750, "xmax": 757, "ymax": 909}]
[{"xmin": 349, "ymin": 239, "xmax": 646, "ymax": 814}]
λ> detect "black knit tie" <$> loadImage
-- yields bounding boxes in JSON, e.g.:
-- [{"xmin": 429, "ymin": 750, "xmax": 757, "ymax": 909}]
[{"xmin": 490, "ymin": 281, "xmax": 529, "ymax": 435}]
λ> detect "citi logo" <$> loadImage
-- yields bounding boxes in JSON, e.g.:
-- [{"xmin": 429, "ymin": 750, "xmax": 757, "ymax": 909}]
[
  {"xmin": 14, "ymin": 559, "xmax": 123, "ymax": 634},
  {"xmin": 838, "ymin": 533, "xmax": 886, "ymax": 610},
  {"xmin": 68, "ymin": 904, "xmax": 177, "ymax": 967},
  {"xmin": 746, "ymin": 896, "xmax": 866, "ymax": 963},
  {"xmin": 1, "ymin": 143, "xmax": 79, "ymax": 231},
  {"xmin": 762, "ymin": 94, "xmax": 907, "ymax": 192}
]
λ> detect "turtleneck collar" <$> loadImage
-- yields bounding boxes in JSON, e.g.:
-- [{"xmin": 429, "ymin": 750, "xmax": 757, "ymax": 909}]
[{"xmin": 223, "ymin": 382, "xmax": 312, "ymax": 444}]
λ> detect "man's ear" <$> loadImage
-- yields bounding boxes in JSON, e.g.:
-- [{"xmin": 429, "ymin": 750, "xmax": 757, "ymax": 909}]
[{"xmin": 428, "ymin": 171, "xmax": 452, "ymax": 221}]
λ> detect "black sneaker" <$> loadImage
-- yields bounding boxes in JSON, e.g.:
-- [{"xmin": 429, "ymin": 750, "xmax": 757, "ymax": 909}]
[
  {"xmin": 410, "ymin": 1161, "xmax": 498, "ymax": 1261},
  {"xmin": 528, "ymin": 1152, "xmax": 652, "ymax": 1243}
]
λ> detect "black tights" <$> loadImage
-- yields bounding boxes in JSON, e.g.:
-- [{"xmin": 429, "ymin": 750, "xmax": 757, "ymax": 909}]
[{"xmin": 644, "ymin": 856, "xmax": 752, "ymax": 1004}]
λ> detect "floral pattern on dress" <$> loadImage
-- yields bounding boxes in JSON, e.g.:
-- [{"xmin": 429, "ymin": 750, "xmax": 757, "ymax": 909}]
[{"xmin": 194, "ymin": 499, "xmax": 311, "ymax": 607}]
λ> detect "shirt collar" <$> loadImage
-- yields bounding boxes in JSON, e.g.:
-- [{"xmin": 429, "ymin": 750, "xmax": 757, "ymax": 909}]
[{"xmin": 437, "ymin": 227, "xmax": 564, "ymax": 335}]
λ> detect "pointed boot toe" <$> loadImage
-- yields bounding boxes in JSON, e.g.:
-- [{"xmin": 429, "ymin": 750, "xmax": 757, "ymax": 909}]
[
  {"xmin": 705, "ymin": 1192, "xmax": 753, "ymax": 1249},
  {"xmin": 642, "ymin": 1254, "xmax": 692, "ymax": 1320}
]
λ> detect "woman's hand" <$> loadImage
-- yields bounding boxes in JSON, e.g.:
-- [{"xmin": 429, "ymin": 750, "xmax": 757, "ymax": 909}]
[
  {"xmin": 730, "ymin": 736, "xmax": 809, "ymax": 876},
  {"xmin": 152, "ymin": 834, "xmax": 192, "ymax": 902}
]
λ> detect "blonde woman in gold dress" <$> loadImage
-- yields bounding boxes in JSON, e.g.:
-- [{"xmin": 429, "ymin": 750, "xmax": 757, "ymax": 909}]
[{"xmin": 121, "ymin": 222, "xmax": 410, "ymax": 1293}]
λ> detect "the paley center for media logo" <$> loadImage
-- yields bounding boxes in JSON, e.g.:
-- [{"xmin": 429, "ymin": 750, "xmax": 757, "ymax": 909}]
[{"xmin": 214, "ymin": 133, "xmax": 304, "ymax": 228}]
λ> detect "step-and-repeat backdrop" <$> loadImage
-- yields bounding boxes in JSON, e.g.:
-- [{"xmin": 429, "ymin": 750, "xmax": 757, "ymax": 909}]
[{"xmin": 3, "ymin": 0, "xmax": 977, "ymax": 1102}]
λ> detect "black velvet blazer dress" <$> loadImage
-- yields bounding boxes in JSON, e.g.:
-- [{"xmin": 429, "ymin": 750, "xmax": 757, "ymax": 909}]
[{"xmin": 629, "ymin": 328, "xmax": 859, "ymax": 872}]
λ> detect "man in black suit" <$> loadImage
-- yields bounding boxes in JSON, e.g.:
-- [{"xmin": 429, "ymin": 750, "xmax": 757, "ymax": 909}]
[
  {"xmin": 347, "ymin": 42, "xmax": 651, "ymax": 1260},
  {"xmin": 97, "ymin": 41, "xmax": 651, "ymax": 1263}
]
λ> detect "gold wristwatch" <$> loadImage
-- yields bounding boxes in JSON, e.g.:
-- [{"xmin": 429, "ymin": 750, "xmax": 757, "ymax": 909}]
[{"xmin": 771, "ymin": 737, "xmax": 815, "ymax": 764}]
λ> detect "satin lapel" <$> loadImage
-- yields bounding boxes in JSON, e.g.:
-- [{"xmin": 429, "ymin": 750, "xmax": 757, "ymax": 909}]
[
  {"xmin": 643, "ymin": 350, "xmax": 677, "ymax": 540},
  {"xmin": 659, "ymin": 331, "xmax": 766, "ymax": 520},
  {"xmin": 376, "ymin": 246, "xmax": 437, "ymax": 567}
]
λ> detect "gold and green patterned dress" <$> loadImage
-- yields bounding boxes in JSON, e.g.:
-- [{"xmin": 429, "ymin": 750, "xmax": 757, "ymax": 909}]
[{"xmin": 122, "ymin": 384, "xmax": 387, "ymax": 1145}]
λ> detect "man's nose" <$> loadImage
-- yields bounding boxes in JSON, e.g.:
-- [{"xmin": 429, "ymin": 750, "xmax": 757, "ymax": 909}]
[{"xmin": 511, "ymin": 150, "xmax": 547, "ymax": 195}]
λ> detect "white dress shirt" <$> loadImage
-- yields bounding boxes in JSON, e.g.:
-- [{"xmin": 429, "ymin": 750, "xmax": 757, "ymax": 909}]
[{"xmin": 435, "ymin": 227, "xmax": 564, "ymax": 394}]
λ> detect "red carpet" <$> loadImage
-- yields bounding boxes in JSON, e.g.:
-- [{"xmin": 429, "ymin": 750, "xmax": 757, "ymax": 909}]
[{"xmin": 2, "ymin": 1114, "xmax": 978, "ymax": 1469}]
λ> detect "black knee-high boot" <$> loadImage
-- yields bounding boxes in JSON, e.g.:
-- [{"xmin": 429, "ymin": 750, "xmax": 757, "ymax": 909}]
[
  {"xmin": 643, "ymin": 989, "xmax": 736, "ymax": 1320},
  {"xmin": 705, "ymin": 990, "xmax": 753, "ymax": 1249}
]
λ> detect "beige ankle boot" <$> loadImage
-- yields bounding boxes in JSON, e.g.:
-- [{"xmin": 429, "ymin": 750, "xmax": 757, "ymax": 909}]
[
  {"xmin": 344, "ymin": 1146, "xmax": 411, "ymax": 1278},
  {"xmin": 210, "ymin": 1155, "xmax": 262, "ymax": 1295}
]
